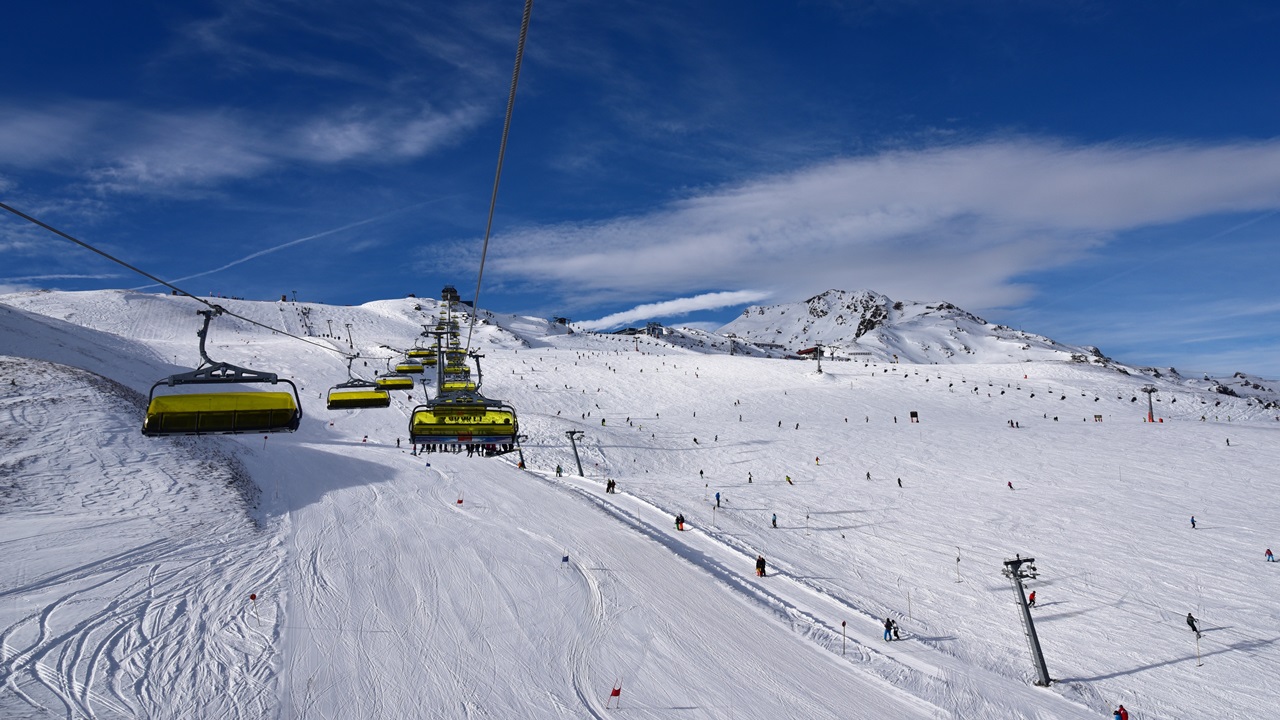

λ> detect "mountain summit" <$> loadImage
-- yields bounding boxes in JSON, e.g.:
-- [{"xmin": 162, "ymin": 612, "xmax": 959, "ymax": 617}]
[{"xmin": 719, "ymin": 289, "xmax": 1110, "ymax": 366}]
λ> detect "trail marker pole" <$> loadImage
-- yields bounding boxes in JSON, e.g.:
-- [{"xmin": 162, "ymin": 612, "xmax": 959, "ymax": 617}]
[
  {"xmin": 263, "ymin": 436, "xmax": 268, "ymax": 450},
  {"xmin": 955, "ymin": 548, "xmax": 963, "ymax": 583},
  {"xmin": 249, "ymin": 593, "xmax": 261, "ymax": 626},
  {"xmin": 841, "ymin": 620, "xmax": 847, "ymax": 655},
  {"xmin": 606, "ymin": 681, "xmax": 622, "ymax": 709},
  {"xmin": 1196, "ymin": 634, "xmax": 1203, "ymax": 667}
]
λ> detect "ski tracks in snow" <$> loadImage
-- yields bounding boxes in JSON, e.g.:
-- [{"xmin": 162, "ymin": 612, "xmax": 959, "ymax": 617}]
[
  {"xmin": 0, "ymin": 357, "xmax": 284, "ymax": 720},
  {"xmin": 537, "ymin": 468, "xmax": 1098, "ymax": 719}
]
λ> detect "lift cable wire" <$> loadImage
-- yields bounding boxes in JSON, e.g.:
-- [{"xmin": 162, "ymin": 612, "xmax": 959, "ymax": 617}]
[
  {"xmin": 0, "ymin": 200, "xmax": 350, "ymax": 359},
  {"xmin": 466, "ymin": 0, "xmax": 533, "ymax": 354}
]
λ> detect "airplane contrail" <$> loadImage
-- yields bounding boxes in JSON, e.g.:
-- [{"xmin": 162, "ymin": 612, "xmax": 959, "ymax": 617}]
[{"xmin": 131, "ymin": 199, "xmax": 453, "ymax": 291}]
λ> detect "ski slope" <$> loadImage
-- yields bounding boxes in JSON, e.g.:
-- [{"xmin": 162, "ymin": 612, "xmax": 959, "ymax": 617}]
[{"xmin": 2, "ymin": 290, "xmax": 1278, "ymax": 719}]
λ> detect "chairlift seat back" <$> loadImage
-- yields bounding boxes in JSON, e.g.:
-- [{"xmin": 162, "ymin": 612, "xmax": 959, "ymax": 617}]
[{"xmin": 144, "ymin": 391, "xmax": 299, "ymax": 435}]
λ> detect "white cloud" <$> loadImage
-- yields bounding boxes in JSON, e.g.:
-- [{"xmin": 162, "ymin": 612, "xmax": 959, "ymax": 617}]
[
  {"xmin": 293, "ymin": 105, "xmax": 483, "ymax": 163},
  {"xmin": 3, "ymin": 274, "xmax": 121, "ymax": 282},
  {"xmin": 490, "ymin": 138, "xmax": 1280, "ymax": 312},
  {"xmin": 0, "ymin": 101, "xmax": 484, "ymax": 195},
  {"xmin": 577, "ymin": 290, "xmax": 772, "ymax": 331}
]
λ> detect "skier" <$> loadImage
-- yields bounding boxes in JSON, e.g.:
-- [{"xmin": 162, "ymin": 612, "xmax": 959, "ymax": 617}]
[
  {"xmin": 1027, "ymin": 591, "xmax": 1036, "ymax": 608},
  {"xmin": 883, "ymin": 618, "xmax": 895, "ymax": 641},
  {"xmin": 675, "ymin": 514, "xmax": 685, "ymax": 531},
  {"xmin": 1115, "ymin": 705, "xmax": 1128, "ymax": 720},
  {"xmin": 755, "ymin": 555, "xmax": 767, "ymax": 577},
  {"xmin": 785, "ymin": 475, "xmax": 793, "ymax": 485},
  {"xmin": 748, "ymin": 472, "xmax": 753, "ymax": 483},
  {"xmin": 700, "ymin": 469, "xmax": 704, "ymax": 479},
  {"xmin": 771, "ymin": 513, "xmax": 777, "ymax": 528},
  {"xmin": 715, "ymin": 491, "xmax": 721, "ymax": 508},
  {"xmin": 897, "ymin": 478, "xmax": 902, "ymax": 488},
  {"xmin": 1267, "ymin": 548, "xmax": 1275, "ymax": 562},
  {"xmin": 1190, "ymin": 515, "xmax": 1196, "ymax": 529},
  {"xmin": 815, "ymin": 457, "xmax": 820, "ymax": 465},
  {"xmin": 556, "ymin": 464, "xmax": 563, "ymax": 477},
  {"xmin": 1186, "ymin": 612, "xmax": 1200, "ymax": 638},
  {"xmin": 866, "ymin": 471, "xmax": 871, "ymax": 480},
  {"xmin": 893, "ymin": 621, "xmax": 900, "ymax": 641},
  {"xmin": 1008, "ymin": 481, "xmax": 1014, "ymax": 490}
]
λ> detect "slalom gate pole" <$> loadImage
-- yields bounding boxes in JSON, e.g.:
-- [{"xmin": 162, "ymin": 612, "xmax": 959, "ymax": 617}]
[{"xmin": 841, "ymin": 620, "xmax": 847, "ymax": 655}]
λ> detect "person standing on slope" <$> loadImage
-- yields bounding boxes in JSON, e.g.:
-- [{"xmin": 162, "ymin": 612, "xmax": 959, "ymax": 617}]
[
  {"xmin": 883, "ymin": 618, "xmax": 895, "ymax": 641},
  {"xmin": 771, "ymin": 513, "xmax": 777, "ymax": 528},
  {"xmin": 1267, "ymin": 548, "xmax": 1275, "ymax": 562},
  {"xmin": 755, "ymin": 555, "xmax": 767, "ymax": 577},
  {"xmin": 675, "ymin": 513, "xmax": 685, "ymax": 531},
  {"xmin": 1190, "ymin": 515, "xmax": 1196, "ymax": 529}
]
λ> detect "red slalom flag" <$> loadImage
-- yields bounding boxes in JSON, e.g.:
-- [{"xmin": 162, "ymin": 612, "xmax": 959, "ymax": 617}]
[{"xmin": 606, "ymin": 683, "xmax": 622, "ymax": 709}]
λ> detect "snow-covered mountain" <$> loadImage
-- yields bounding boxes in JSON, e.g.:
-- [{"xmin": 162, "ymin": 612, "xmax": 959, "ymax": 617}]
[
  {"xmin": 719, "ymin": 288, "xmax": 1111, "ymax": 365},
  {"xmin": 711, "ymin": 289, "xmax": 1279, "ymax": 407},
  {"xmin": 3, "ymin": 288, "xmax": 1280, "ymax": 720}
]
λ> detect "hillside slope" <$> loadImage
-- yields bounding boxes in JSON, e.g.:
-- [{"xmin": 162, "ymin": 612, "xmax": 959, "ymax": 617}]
[{"xmin": 2, "ymin": 289, "xmax": 1278, "ymax": 719}]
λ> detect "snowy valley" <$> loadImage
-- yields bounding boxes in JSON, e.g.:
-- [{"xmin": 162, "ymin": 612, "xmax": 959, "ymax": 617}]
[{"xmin": 1, "ymin": 288, "xmax": 1278, "ymax": 720}]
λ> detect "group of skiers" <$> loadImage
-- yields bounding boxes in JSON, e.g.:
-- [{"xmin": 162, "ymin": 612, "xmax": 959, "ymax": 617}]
[{"xmin": 883, "ymin": 618, "xmax": 900, "ymax": 641}]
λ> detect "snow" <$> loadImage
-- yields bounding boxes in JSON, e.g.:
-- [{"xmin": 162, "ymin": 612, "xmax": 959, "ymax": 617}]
[{"xmin": 2, "ymin": 289, "xmax": 1278, "ymax": 719}]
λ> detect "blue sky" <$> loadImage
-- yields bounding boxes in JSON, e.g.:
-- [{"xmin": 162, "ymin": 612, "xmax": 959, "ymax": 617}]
[{"xmin": 2, "ymin": 1, "xmax": 1279, "ymax": 376}]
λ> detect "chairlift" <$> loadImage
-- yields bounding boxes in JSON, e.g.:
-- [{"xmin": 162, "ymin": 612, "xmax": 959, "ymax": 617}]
[
  {"xmin": 143, "ymin": 308, "xmax": 301, "ymax": 436},
  {"xmin": 409, "ymin": 392, "xmax": 519, "ymax": 455},
  {"xmin": 407, "ymin": 348, "xmax": 437, "ymax": 365},
  {"xmin": 375, "ymin": 358, "xmax": 415, "ymax": 390},
  {"xmin": 408, "ymin": 331, "xmax": 518, "ymax": 455},
  {"xmin": 396, "ymin": 359, "xmax": 425, "ymax": 374},
  {"xmin": 327, "ymin": 358, "xmax": 391, "ymax": 410}
]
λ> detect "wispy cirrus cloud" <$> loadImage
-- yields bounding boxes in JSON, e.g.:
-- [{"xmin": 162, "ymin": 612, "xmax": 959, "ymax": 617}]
[
  {"xmin": 577, "ymin": 290, "xmax": 772, "ymax": 330},
  {"xmin": 490, "ymin": 138, "xmax": 1280, "ymax": 313},
  {"xmin": 0, "ymin": 101, "xmax": 484, "ymax": 195},
  {"xmin": 3, "ymin": 273, "xmax": 122, "ymax": 282}
]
